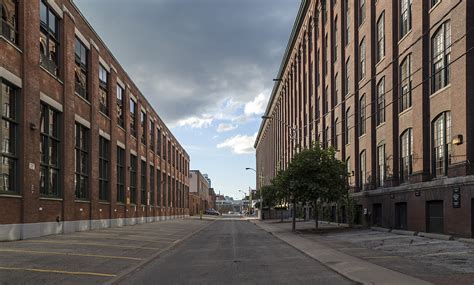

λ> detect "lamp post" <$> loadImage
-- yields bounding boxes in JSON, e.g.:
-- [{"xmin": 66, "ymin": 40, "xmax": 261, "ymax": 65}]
[
  {"xmin": 238, "ymin": 190, "xmax": 246, "ymax": 215},
  {"xmin": 246, "ymin": 167, "xmax": 262, "ymax": 219}
]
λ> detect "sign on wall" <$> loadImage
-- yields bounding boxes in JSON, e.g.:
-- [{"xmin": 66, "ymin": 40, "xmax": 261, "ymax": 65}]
[{"xmin": 452, "ymin": 187, "xmax": 461, "ymax": 208}]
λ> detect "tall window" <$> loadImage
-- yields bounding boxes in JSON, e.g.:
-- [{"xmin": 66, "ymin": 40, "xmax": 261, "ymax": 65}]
[
  {"xmin": 376, "ymin": 78, "xmax": 385, "ymax": 125},
  {"xmin": 150, "ymin": 165, "xmax": 154, "ymax": 206},
  {"xmin": 324, "ymin": 34, "xmax": 328, "ymax": 75},
  {"xmin": 1, "ymin": 0, "xmax": 18, "ymax": 44},
  {"xmin": 316, "ymin": 49, "xmax": 320, "ymax": 86},
  {"xmin": 333, "ymin": 118, "xmax": 339, "ymax": 149},
  {"xmin": 345, "ymin": 107, "xmax": 350, "ymax": 145},
  {"xmin": 345, "ymin": 57, "xmax": 350, "ymax": 96},
  {"xmin": 344, "ymin": 0, "xmax": 350, "ymax": 46},
  {"xmin": 149, "ymin": 120, "xmax": 155, "ymax": 150},
  {"xmin": 116, "ymin": 147, "xmax": 125, "ymax": 203},
  {"xmin": 40, "ymin": 0, "xmax": 60, "ymax": 76},
  {"xmin": 400, "ymin": 0, "xmax": 412, "ymax": 38},
  {"xmin": 432, "ymin": 21, "xmax": 451, "ymax": 93},
  {"xmin": 75, "ymin": 123, "xmax": 89, "ymax": 199},
  {"xmin": 324, "ymin": 86, "xmax": 329, "ymax": 113},
  {"xmin": 358, "ymin": 94, "xmax": 366, "ymax": 136},
  {"xmin": 433, "ymin": 112, "xmax": 451, "ymax": 177},
  {"xmin": 346, "ymin": 157, "xmax": 351, "ymax": 184},
  {"xmin": 157, "ymin": 128, "xmax": 162, "ymax": 155},
  {"xmin": 334, "ymin": 73, "xmax": 339, "ymax": 105},
  {"xmin": 163, "ymin": 136, "xmax": 167, "ymax": 161},
  {"xmin": 324, "ymin": 126, "xmax": 329, "ymax": 149},
  {"xmin": 140, "ymin": 111, "xmax": 146, "ymax": 145},
  {"xmin": 74, "ymin": 38, "xmax": 88, "ymax": 99},
  {"xmin": 40, "ymin": 103, "xmax": 60, "ymax": 197},
  {"xmin": 167, "ymin": 175, "xmax": 171, "ymax": 206},
  {"xmin": 400, "ymin": 55, "xmax": 412, "ymax": 112},
  {"xmin": 400, "ymin": 128, "xmax": 413, "ymax": 183},
  {"xmin": 130, "ymin": 99, "xmax": 137, "ymax": 137},
  {"xmin": 0, "ymin": 81, "xmax": 17, "ymax": 193},
  {"xmin": 116, "ymin": 85, "xmax": 124, "ymax": 128},
  {"xmin": 377, "ymin": 144, "xmax": 385, "ymax": 187},
  {"xmin": 359, "ymin": 150, "xmax": 366, "ymax": 191},
  {"xmin": 99, "ymin": 64, "xmax": 109, "ymax": 115},
  {"xmin": 359, "ymin": 0, "xmax": 365, "ymax": 25},
  {"xmin": 141, "ymin": 160, "xmax": 147, "ymax": 205},
  {"xmin": 99, "ymin": 137, "xmax": 109, "ymax": 201},
  {"xmin": 359, "ymin": 38, "xmax": 366, "ymax": 80},
  {"xmin": 334, "ymin": 17, "xmax": 338, "ymax": 62},
  {"xmin": 130, "ymin": 154, "xmax": 137, "ymax": 204},
  {"xmin": 157, "ymin": 170, "xmax": 162, "ymax": 207},
  {"xmin": 376, "ymin": 13, "xmax": 385, "ymax": 63},
  {"xmin": 167, "ymin": 141, "xmax": 171, "ymax": 163}
]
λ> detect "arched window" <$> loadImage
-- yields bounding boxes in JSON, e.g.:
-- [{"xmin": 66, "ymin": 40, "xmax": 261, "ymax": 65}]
[
  {"xmin": 400, "ymin": 128, "xmax": 413, "ymax": 183},
  {"xmin": 377, "ymin": 143, "xmax": 386, "ymax": 187},
  {"xmin": 432, "ymin": 112, "xmax": 451, "ymax": 177},
  {"xmin": 376, "ymin": 12, "xmax": 385, "ymax": 63},
  {"xmin": 1, "ymin": 0, "xmax": 18, "ymax": 44},
  {"xmin": 377, "ymin": 77, "xmax": 385, "ymax": 125},
  {"xmin": 358, "ymin": 94, "xmax": 366, "ymax": 136},
  {"xmin": 400, "ymin": 0, "xmax": 412, "ymax": 38},
  {"xmin": 400, "ymin": 54, "xmax": 412, "ymax": 112},
  {"xmin": 359, "ymin": 150, "xmax": 366, "ymax": 191},
  {"xmin": 359, "ymin": 37, "xmax": 366, "ymax": 80},
  {"xmin": 346, "ymin": 156, "xmax": 351, "ymax": 184},
  {"xmin": 345, "ymin": 107, "xmax": 350, "ymax": 145},
  {"xmin": 432, "ymin": 21, "xmax": 451, "ymax": 93}
]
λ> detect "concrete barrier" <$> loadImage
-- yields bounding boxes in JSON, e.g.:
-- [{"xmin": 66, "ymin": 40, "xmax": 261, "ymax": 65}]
[{"xmin": 417, "ymin": 232, "xmax": 453, "ymax": 241}]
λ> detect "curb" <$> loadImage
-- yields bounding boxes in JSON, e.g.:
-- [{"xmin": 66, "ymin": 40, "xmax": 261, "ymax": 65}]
[
  {"xmin": 105, "ymin": 220, "xmax": 215, "ymax": 284},
  {"xmin": 417, "ymin": 232, "xmax": 453, "ymax": 241},
  {"xmin": 392, "ymin": 229, "xmax": 417, "ymax": 236},
  {"xmin": 371, "ymin": 226, "xmax": 391, "ymax": 233},
  {"xmin": 458, "ymin": 238, "xmax": 474, "ymax": 244}
]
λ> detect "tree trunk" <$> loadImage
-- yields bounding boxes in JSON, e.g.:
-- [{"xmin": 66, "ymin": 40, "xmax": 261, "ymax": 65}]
[{"xmin": 292, "ymin": 199, "xmax": 296, "ymax": 232}]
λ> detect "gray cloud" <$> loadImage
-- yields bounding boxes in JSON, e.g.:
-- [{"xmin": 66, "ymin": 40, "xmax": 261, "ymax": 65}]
[{"xmin": 74, "ymin": 0, "xmax": 299, "ymax": 126}]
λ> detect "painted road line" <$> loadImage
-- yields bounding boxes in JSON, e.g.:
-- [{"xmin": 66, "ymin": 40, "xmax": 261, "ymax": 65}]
[
  {"xmin": 0, "ymin": 248, "xmax": 143, "ymax": 261},
  {"xmin": 50, "ymin": 235, "xmax": 174, "ymax": 244},
  {"xmin": 0, "ymin": 266, "xmax": 116, "ymax": 277},
  {"xmin": 22, "ymin": 240, "xmax": 160, "ymax": 250}
]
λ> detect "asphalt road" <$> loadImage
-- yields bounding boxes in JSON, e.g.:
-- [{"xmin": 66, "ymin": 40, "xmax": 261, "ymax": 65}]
[{"xmin": 120, "ymin": 220, "xmax": 352, "ymax": 285}]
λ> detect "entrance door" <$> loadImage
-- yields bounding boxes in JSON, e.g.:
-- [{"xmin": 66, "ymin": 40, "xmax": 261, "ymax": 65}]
[
  {"xmin": 426, "ymin": 200, "xmax": 444, "ymax": 233},
  {"xmin": 395, "ymin": 202, "xmax": 408, "ymax": 230},
  {"xmin": 372, "ymin": 204, "xmax": 382, "ymax": 226},
  {"xmin": 354, "ymin": 205, "xmax": 363, "ymax": 225}
]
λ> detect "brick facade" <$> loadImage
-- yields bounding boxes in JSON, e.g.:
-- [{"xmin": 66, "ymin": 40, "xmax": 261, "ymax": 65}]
[
  {"xmin": 255, "ymin": 0, "xmax": 474, "ymax": 237},
  {"xmin": 0, "ymin": 0, "xmax": 190, "ymax": 240}
]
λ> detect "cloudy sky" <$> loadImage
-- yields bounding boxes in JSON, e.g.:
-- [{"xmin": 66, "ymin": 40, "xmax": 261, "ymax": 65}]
[{"xmin": 74, "ymin": 0, "xmax": 300, "ymax": 199}]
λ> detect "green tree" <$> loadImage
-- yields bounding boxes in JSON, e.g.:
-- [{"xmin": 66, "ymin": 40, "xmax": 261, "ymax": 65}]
[{"xmin": 286, "ymin": 143, "xmax": 349, "ymax": 230}]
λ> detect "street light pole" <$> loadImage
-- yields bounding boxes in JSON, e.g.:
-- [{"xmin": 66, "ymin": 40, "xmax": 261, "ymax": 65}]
[{"xmin": 246, "ymin": 167, "xmax": 263, "ymax": 220}]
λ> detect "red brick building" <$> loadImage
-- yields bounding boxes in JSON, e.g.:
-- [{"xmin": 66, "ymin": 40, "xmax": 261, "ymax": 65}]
[
  {"xmin": 0, "ymin": 0, "xmax": 190, "ymax": 241},
  {"xmin": 255, "ymin": 0, "xmax": 474, "ymax": 237}
]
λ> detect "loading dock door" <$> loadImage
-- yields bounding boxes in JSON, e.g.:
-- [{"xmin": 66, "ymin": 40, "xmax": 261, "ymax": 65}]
[
  {"xmin": 426, "ymin": 200, "xmax": 444, "ymax": 234},
  {"xmin": 395, "ymin": 202, "xmax": 408, "ymax": 230}
]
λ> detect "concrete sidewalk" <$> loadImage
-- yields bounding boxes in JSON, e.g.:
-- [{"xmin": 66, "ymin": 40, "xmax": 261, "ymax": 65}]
[{"xmin": 252, "ymin": 220, "xmax": 432, "ymax": 285}]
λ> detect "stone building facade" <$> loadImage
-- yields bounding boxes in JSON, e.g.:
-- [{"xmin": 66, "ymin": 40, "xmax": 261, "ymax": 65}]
[
  {"xmin": 0, "ymin": 0, "xmax": 190, "ymax": 240},
  {"xmin": 255, "ymin": 0, "xmax": 474, "ymax": 237}
]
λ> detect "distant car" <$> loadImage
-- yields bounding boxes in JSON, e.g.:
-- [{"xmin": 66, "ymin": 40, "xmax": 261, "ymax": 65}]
[{"xmin": 205, "ymin": 209, "xmax": 220, "ymax": 216}]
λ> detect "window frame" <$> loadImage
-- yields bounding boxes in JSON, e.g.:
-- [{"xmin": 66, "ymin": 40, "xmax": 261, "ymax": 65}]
[
  {"xmin": 358, "ymin": 94, "xmax": 366, "ymax": 136},
  {"xmin": 141, "ymin": 160, "xmax": 147, "ymax": 205},
  {"xmin": 359, "ymin": 150, "xmax": 366, "ymax": 191},
  {"xmin": 376, "ymin": 77, "xmax": 385, "ymax": 125},
  {"xmin": 0, "ymin": 0, "xmax": 19, "ymax": 45},
  {"xmin": 376, "ymin": 12, "xmax": 385, "ymax": 63},
  {"xmin": 40, "ymin": 103, "xmax": 61, "ymax": 197},
  {"xmin": 400, "ymin": 54, "xmax": 412, "ymax": 112},
  {"xmin": 116, "ymin": 84, "xmax": 125, "ymax": 128},
  {"xmin": 432, "ymin": 112, "xmax": 451, "ymax": 177},
  {"xmin": 400, "ymin": 128, "xmax": 413, "ymax": 183},
  {"xmin": 431, "ymin": 21, "xmax": 451, "ymax": 93},
  {"xmin": 130, "ymin": 99, "xmax": 137, "ymax": 138},
  {"xmin": 40, "ymin": 0, "xmax": 60, "ymax": 76},
  {"xmin": 400, "ymin": 0, "xmax": 413, "ymax": 38},
  {"xmin": 98, "ymin": 136, "xmax": 109, "ymax": 201},
  {"xmin": 74, "ymin": 37, "xmax": 88, "ymax": 100},
  {"xmin": 359, "ymin": 37, "xmax": 366, "ymax": 80},
  {"xmin": 98, "ymin": 64, "xmax": 109, "ymax": 115},
  {"xmin": 376, "ymin": 144, "xmax": 386, "ymax": 187},
  {"xmin": 0, "ymin": 79, "xmax": 18, "ymax": 194},
  {"xmin": 74, "ymin": 123, "xmax": 89, "ymax": 200},
  {"xmin": 116, "ymin": 146, "xmax": 125, "ymax": 203},
  {"xmin": 129, "ymin": 154, "xmax": 137, "ymax": 204}
]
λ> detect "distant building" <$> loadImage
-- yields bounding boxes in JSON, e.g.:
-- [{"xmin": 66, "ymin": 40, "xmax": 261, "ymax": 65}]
[{"xmin": 189, "ymin": 170, "xmax": 216, "ymax": 215}]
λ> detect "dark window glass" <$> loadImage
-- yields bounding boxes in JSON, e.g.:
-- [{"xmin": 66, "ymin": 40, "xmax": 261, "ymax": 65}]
[
  {"xmin": 400, "ymin": 54, "xmax": 412, "ymax": 112},
  {"xmin": 359, "ymin": 150, "xmax": 366, "ymax": 191},
  {"xmin": 130, "ymin": 154, "xmax": 137, "ymax": 204},
  {"xmin": 358, "ymin": 94, "xmax": 366, "ymax": 136},
  {"xmin": 150, "ymin": 165, "xmax": 154, "ymax": 206},
  {"xmin": 157, "ymin": 128, "xmax": 162, "ymax": 155},
  {"xmin": 116, "ymin": 85, "xmax": 124, "ymax": 128},
  {"xmin": 376, "ymin": 78, "xmax": 385, "ymax": 125},
  {"xmin": 40, "ymin": 0, "xmax": 60, "ymax": 76},
  {"xmin": 140, "ymin": 111, "xmax": 146, "ymax": 145},
  {"xmin": 1, "ymin": 0, "xmax": 19, "ymax": 44},
  {"xmin": 75, "ymin": 123, "xmax": 89, "ymax": 199},
  {"xmin": 141, "ymin": 160, "xmax": 146, "ymax": 205},
  {"xmin": 359, "ymin": 38, "xmax": 366, "ymax": 80},
  {"xmin": 74, "ymin": 38, "xmax": 88, "ymax": 99},
  {"xmin": 116, "ymin": 147, "xmax": 125, "ymax": 203},
  {"xmin": 130, "ymin": 99, "xmax": 137, "ymax": 137},
  {"xmin": 400, "ymin": 0, "xmax": 412, "ymax": 38},
  {"xmin": 359, "ymin": 0, "xmax": 365, "ymax": 25},
  {"xmin": 99, "ymin": 137, "xmax": 109, "ymax": 201},
  {"xmin": 0, "ymin": 80, "xmax": 18, "ymax": 193},
  {"xmin": 377, "ymin": 144, "xmax": 385, "ymax": 187},
  {"xmin": 157, "ymin": 170, "xmax": 162, "ymax": 207},
  {"xmin": 40, "ymin": 103, "xmax": 60, "ymax": 197},
  {"xmin": 99, "ymin": 64, "xmax": 109, "ymax": 115},
  {"xmin": 345, "ymin": 58, "xmax": 350, "ymax": 96},
  {"xmin": 433, "ymin": 112, "xmax": 451, "ymax": 177},
  {"xmin": 149, "ymin": 120, "xmax": 155, "ymax": 150},
  {"xmin": 377, "ymin": 12, "xmax": 385, "ymax": 63},
  {"xmin": 345, "ymin": 107, "xmax": 350, "ymax": 145},
  {"xmin": 400, "ymin": 128, "xmax": 413, "ymax": 183}
]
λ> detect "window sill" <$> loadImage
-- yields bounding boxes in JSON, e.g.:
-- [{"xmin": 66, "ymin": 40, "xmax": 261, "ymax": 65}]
[
  {"xmin": 359, "ymin": 134, "xmax": 367, "ymax": 140},
  {"xmin": 0, "ymin": 36, "xmax": 22, "ymax": 53},
  {"xmin": 430, "ymin": 84, "xmax": 451, "ymax": 99},
  {"xmin": 0, "ymin": 193, "xmax": 22, "ymax": 198},
  {"xmin": 398, "ymin": 30, "xmax": 413, "ymax": 46},
  {"xmin": 40, "ymin": 66, "xmax": 63, "ymax": 85},
  {"xmin": 75, "ymin": 199, "xmax": 91, "ymax": 203},
  {"xmin": 99, "ymin": 201, "xmax": 110, "ymax": 205},
  {"xmin": 429, "ymin": 1, "xmax": 442, "ymax": 13},
  {"xmin": 75, "ymin": 92, "xmax": 91, "ymax": 105},
  {"xmin": 99, "ymin": 111, "xmax": 110, "ymax": 120},
  {"xmin": 375, "ymin": 56, "xmax": 386, "ymax": 68},
  {"xmin": 117, "ymin": 125, "xmax": 126, "ymax": 133},
  {"xmin": 376, "ymin": 122, "xmax": 386, "ymax": 130},
  {"xmin": 40, "ymin": 197, "xmax": 63, "ymax": 201},
  {"xmin": 398, "ymin": 106, "xmax": 413, "ymax": 117}
]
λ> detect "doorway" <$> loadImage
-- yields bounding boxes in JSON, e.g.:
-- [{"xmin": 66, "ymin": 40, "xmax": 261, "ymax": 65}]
[
  {"xmin": 395, "ymin": 202, "xmax": 408, "ymax": 230},
  {"xmin": 426, "ymin": 200, "xmax": 444, "ymax": 233},
  {"xmin": 372, "ymin": 203, "xmax": 382, "ymax": 226}
]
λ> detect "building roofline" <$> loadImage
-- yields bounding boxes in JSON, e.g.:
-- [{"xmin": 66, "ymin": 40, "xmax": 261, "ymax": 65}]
[{"xmin": 253, "ymin": 0, "xmax": 310, "ymax": 149}]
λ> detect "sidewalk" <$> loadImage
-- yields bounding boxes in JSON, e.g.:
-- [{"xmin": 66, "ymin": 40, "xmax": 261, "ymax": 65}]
[{"xmin": 251, "ymin": 220, "xmax": 432, "ymax": 285}]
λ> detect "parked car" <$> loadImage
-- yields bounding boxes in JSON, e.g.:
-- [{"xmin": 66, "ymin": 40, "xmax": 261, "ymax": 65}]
[{"xmin": 205, "ymin": 209, "xmax": 220, "ymax": 216}]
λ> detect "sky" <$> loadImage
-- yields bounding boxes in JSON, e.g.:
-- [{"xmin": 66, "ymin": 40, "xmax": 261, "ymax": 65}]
[{"xmin": 74, "ymin": 0, "xmax": 300, "ymax": 199}]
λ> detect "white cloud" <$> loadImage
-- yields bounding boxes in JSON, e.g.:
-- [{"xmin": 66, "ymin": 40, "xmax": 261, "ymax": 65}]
[
  {"xmin": 217, "ymin": 123, "xmax": 238, "ymax": 133},
  {"xmin": 244, "ymin": 93, "xmax": 268, "ymax": 116},
  {"xmin": 217, "ymin": 133, "xmax": 257, "ymax": 154},
  {"xmin": 176, "ymin": 115, "xmax": 213, "ymax": 128}
]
